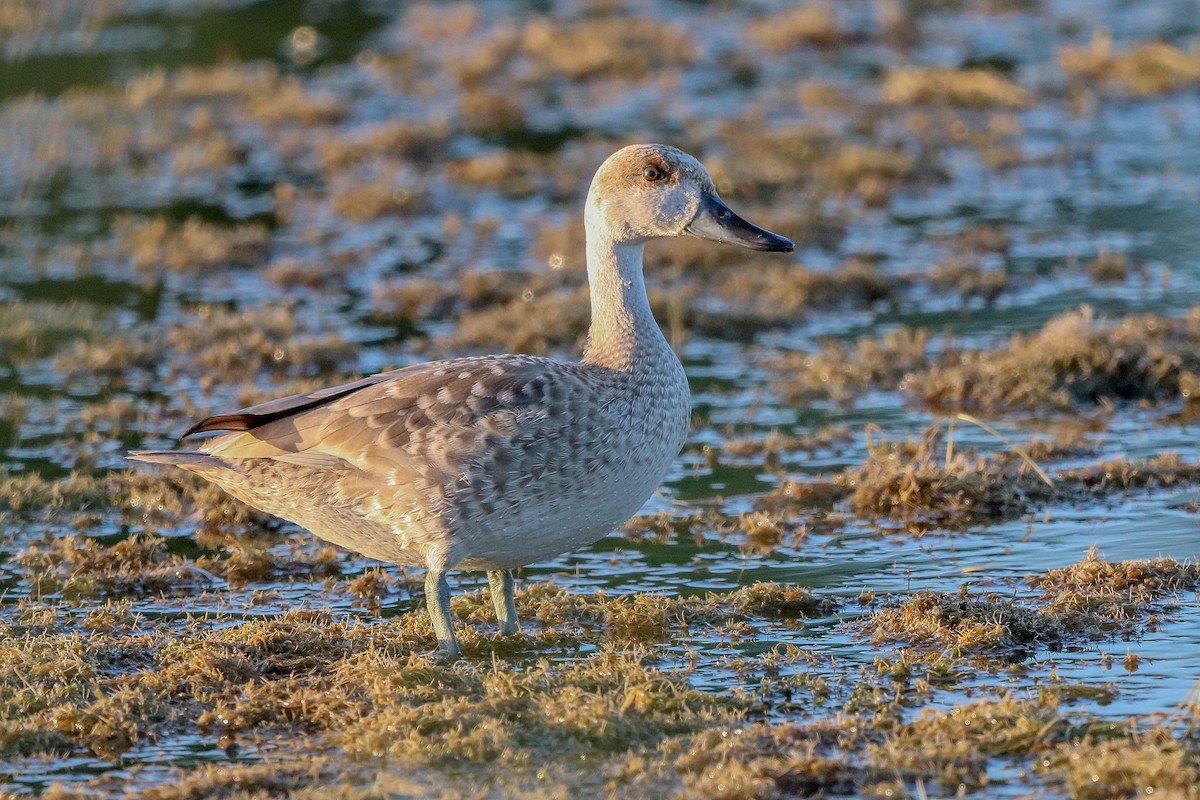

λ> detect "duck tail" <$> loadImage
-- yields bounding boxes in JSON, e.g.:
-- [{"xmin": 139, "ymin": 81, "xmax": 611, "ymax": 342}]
[{"xmin": 127, "ymin": 450, "xmax": 232, "ymax": 473}]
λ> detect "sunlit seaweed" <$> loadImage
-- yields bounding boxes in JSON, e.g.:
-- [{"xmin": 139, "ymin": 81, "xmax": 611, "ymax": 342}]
[
  {"xmin": 868, "ymin": 548, "xmax": 1200, "ymax": 656},
  {"xmin": 882, "ymin": 67, "xmax": 1032, "ymax": 108},
  {"xmin": 1060, "ymin": 33, "xmax": 1200, "ymax": 95}
]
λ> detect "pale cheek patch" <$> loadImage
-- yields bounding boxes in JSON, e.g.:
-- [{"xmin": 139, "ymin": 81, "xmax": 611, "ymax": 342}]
[{"xmin": 655, "ymin": 192, "xmax": 694, "ymax": 234}]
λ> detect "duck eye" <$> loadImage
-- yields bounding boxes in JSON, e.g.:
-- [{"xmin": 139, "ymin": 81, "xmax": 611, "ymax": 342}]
[{"xmin": 642, "ymin": 165, "xmax": 665, "ymax": 182}]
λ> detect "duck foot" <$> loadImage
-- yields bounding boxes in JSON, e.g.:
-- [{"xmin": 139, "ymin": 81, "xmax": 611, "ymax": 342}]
[{"xmin": 488, "ymin": 569, "xmax": 520, "ymax": 636}]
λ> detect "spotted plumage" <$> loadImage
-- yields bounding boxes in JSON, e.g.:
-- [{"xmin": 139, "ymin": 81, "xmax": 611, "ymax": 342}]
[{"xmin": 130, "ymin": 144, "xmax": 793, "ymax": 657}]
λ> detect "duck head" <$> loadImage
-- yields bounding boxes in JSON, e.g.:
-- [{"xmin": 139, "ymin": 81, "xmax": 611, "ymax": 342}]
[{"xmin": 585, "ymin": 144, "xmax": 794, "ymax": 253}]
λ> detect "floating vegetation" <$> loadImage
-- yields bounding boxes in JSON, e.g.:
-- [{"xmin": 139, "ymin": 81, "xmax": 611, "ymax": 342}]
[
  {"xmin": 881, "ymin": 67, "xmax": 1032, "ymax": 108},
  {"xmin": 1061, "ymin": 33, "xmax": 1200, "ymax": 95},
  {"xmin": 868, "ymin": 548, "xmax": 1200, "ymax": 657},
  {"xmin": 519, "ymin": 18, "xmax": 696, "ymax": 82},
  {"xmin": 915, "ymin": 307, "xmax": 1200, "ymax": 413},
  {"xmin": 769, "ymin": 328, "xmax": 928, "ymax": 406},
  {"xmin": 0, "ymin": 301, "xmax": 108, "ymax": 361},
  {"xmin": 743, "ymin": 6, "xmax": 848, "ymax": 53},
  {"xmin": 759, "ymin": 428, "xmax": 1200, "ymax": 530},
  {"xmin": 770, "ymin": 306, "xmax": 1200, "ymax": 413},
  {"xmin": 118, "ymin": 216, "xmax": 271, "ymax": 275},
  {"xmin": 843, "ymin": 434, "xmax": 1060, "ymax": 526}
]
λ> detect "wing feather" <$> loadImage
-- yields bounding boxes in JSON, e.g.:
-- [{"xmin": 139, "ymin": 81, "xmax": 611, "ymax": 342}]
[
  {"xmin": 195, "ymin": 356, "xmax": 591, "ymax": 488},
  {"xmin": 182, "ymin": 364, "xmax": 426, "ymax": 438}
]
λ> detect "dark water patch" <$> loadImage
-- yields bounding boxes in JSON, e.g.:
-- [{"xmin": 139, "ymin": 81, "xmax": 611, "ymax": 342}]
[
  {"xmin": 157, "ymin": 197, "xmax": 276, "ymax": 229},
  {"xmin": 9, "ymin": 275, "xmax": 157, "ymax": 314},
  {"xmin": 491, "ymin": 125, "xmax": 589, "ymax": 154},
  {"xmin": 0, "ymin": 0, "xmax": 392, "ymax": 101}
]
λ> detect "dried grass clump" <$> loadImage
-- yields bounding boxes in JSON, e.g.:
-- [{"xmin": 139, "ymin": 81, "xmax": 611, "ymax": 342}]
[
  {"xmin": 929, "ymin": 260, "xmax": 1007, "ymax": 305},
  {"xmin": 718, "ymin": 123, "xmax": 827, "ymax": 185},
  {"xmin": 445, "ymin": 25, "xmax": 522, "ymax": 88},
  {"xmin": 759, "ymin": 446, "xmax": 1200, "ymax": 528},
  {"xmin": 450, "ymin": 580, "xmax": 835, "ymax": 645},
  {"xmin": 340, "ymin": 646, "xmax": 741, "ymax": 763},
  {"xmin": 868, "ymin": 591, "xmax": 1062, "ymax": 655},
  {"xmin": 0, "ymin": 470, "xmax": 113, "ymax": 515},
  {"xmin": 871, "ymin": 549, "xmax": 1200, "ymax": 656},
  {"xmin": 721, "ymin": 425, "xmax": 854, "ymax": 460},
  {"xmin": 329, "ymin": 179, "xmax": 425, "ymax": 221},
  {"xmin": 314, "ymin": 120, "xmax": 450, "ymax": 171},
  {"xmin": 756, "ymin": 478, "xmax": 853, "ymax": 514},
  {"xmin": 0, "ymin": 0, "xmax": 63, "ymax": 35},
  {"xmin": 846, "ymin": 436, "xmax": 1056, "ymax": 526},
  {"xmin": 198, "ymin": 543, "xmax": 343, "ymax": 587},
  {"xmin": 458, "ymin": 90, "xmax": 526, "ymax": 134},
  {"xmin": 694, "ymin": 264, "xmax": 884, "ymax": 334},
  {"xmin": 521, "ymin": 18, "xmax": 695, "ymax": 81},
  {"xmin": 0, "ymin": 301, "xmax": 106, "ymax": 360},
  {"xmin": 16, "ymin": 534, "xmax": 192, "ymax": 599},
  {"xmin": 442, "ymin": 286, "xmax": 589, "ymax": 355},
  {"xmin": 52, "ymin": 334, "xmax": 163, "ymax": 378},
  {"xmin": 1060, "ymin": 33, "xmax": 1200, "ymax": 95},
  {"xmin": 444, "ymin": 150, "xmax": 572, "ymax": 198},
  {"xmin": 167, "ymin": 304, "xmax": 356, "ymax": 380},
  {"xmin": 118, "ymin": 216, "xmax": 270, "ymax": 275},
  {"xmin": 882, "ymin": 67, "xmax": 1032, "ymax": 107},
  {"xmin": 875, "ymin": 698, "xmax": 1067, "ymax": 791},
  {"xmin": 15, "ymin": 523, "xmax": 345, "ymax": 600},
  {"xmin": 770, "ymin": 328, "xmax": 928, "ymax": 406},
  {"xmin": 744, "ymin": 7, "xmax": 847, "ymax": 53},
  {"xmin": 403, "ymin": 2, "xmax": 480, "ymax": 42},
  {"xmin": 244, "ymin": 80, "xmax": 346, "ymax": 125},
  {"xmin": 129, "ymin": 63, "xmax": 280, "ymax": 105},
  {"xmin": 1033, "ymin": 547, "xmax": 1200, "ymax": 633},
  {"xmin": 913, "ymin": 307, "xmax": 1200, "ymax": 413},
  {"xmin": 731, "ymin": 582, "xmax": 836, "ymax": 619},
  {"xmin": 1059, "ymin": 453, "xmax": 1200, "ymax": 493},
  {"xmin": 674, "ymin": 695, "xmax": 1155, "ymax": 800},
  {"xmin": 1088, "ymin": 249, "xmax": 1129, "ymax": 283},
  {"xmin": 674, "ymin": 722, "xmax": 855, "ymax": 798},
  {"xmin": 1040, "ymin": 734, "xmax": 1200, "ymax": 799},
  {"xmin": 373, "ymin": 270, "xmax": 554, "ymax": 322},
  {"xmin": 816, "ymin": 145, "xmax": 914, "ymax": 205}
]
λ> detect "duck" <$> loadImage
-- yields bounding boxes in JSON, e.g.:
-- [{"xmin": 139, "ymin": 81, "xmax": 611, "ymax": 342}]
[{"xmin": 130, "ymin": 144, "xmax": 794, "ymax": 658}]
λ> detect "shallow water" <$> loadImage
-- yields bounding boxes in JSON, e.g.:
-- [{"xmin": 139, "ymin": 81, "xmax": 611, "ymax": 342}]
[{"xmin": 3, "ymin": 0, "xmax": 1200, "ymax": 796}]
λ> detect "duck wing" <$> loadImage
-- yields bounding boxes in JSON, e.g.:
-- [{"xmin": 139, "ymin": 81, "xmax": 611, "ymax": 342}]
[
  {"xmin": 182, "ymin": 365, "xmax": 427, "ymax": 438},
  {"xmin": 195, "ymin": 355, "xmax": 594, "ymax": 485}
]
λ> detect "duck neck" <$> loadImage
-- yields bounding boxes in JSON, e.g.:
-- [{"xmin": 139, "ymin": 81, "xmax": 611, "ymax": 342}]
[{"xmin": 581, "ymin": 232, "xmax": 668, "ymax": 371}]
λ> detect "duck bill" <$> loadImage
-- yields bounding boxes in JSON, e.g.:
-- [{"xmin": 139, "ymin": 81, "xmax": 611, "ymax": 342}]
[{"xmin": 684, "ymin": 193, "xmax": 794, "ymax": 252}]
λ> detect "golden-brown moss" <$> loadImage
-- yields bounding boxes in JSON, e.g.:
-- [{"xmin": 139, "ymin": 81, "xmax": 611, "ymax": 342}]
[
  {"xmin": 441, "ymin": 285, "xmax": 589, "ymax": 355},
  {"xmin": 744, "ymin": 7, "xmax": 847, "ymax": 54},
  {"xmin": 521, "ymin": 18, "xmax": 695, "ymax": 81},
  {"xmin": 882, "ymin": 67, "xmax": 1032, "ymax": 108},
  {"xmin": 0, "ymin": 301, "xmax": 108, "ymax": 360},
  {"xmin": 770, "ymin": 328, "xmax": 929, "ymax": 406},
  {"xmin": 1060, "ymin": 34, "xmax": 1200, "ymax": 95},
  {"xmin": 166, "ymin": 304, "xmax": 356, "ymax": 380},
  {"xmin": 1039, "ymin": 734, "xmax": 1200, "ymax": 799},
  {"xmin": 912, "ymin": 307, "xmax": 1200, "ymax": 413},
  {"xmin": 869, "ymin": 549, "xmax": 1200, "ymax": 656},
  {"xmin": 118, "ymin": 216, "xmax": 270, "ymax": 275}
]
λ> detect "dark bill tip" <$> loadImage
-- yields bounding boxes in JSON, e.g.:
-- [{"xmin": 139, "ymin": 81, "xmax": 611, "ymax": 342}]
[{"xmin": 685, "ymin": 193, "xmax": 795, "ymax": 253}]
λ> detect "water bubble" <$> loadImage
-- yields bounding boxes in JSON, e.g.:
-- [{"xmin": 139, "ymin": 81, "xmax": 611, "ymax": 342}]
[{"xmin": 285, "ymin": 25, "xmax": 325, "ymax": 66}]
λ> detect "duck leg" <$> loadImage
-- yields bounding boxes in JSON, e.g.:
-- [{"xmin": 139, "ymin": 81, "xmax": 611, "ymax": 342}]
[
  {"xmin": 424, "ymin": 569, "xmax": 461, "ymax": 658},
  {"xmin": 487, "ymin": 569, "xmax": 519, "ymax": 635}
]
